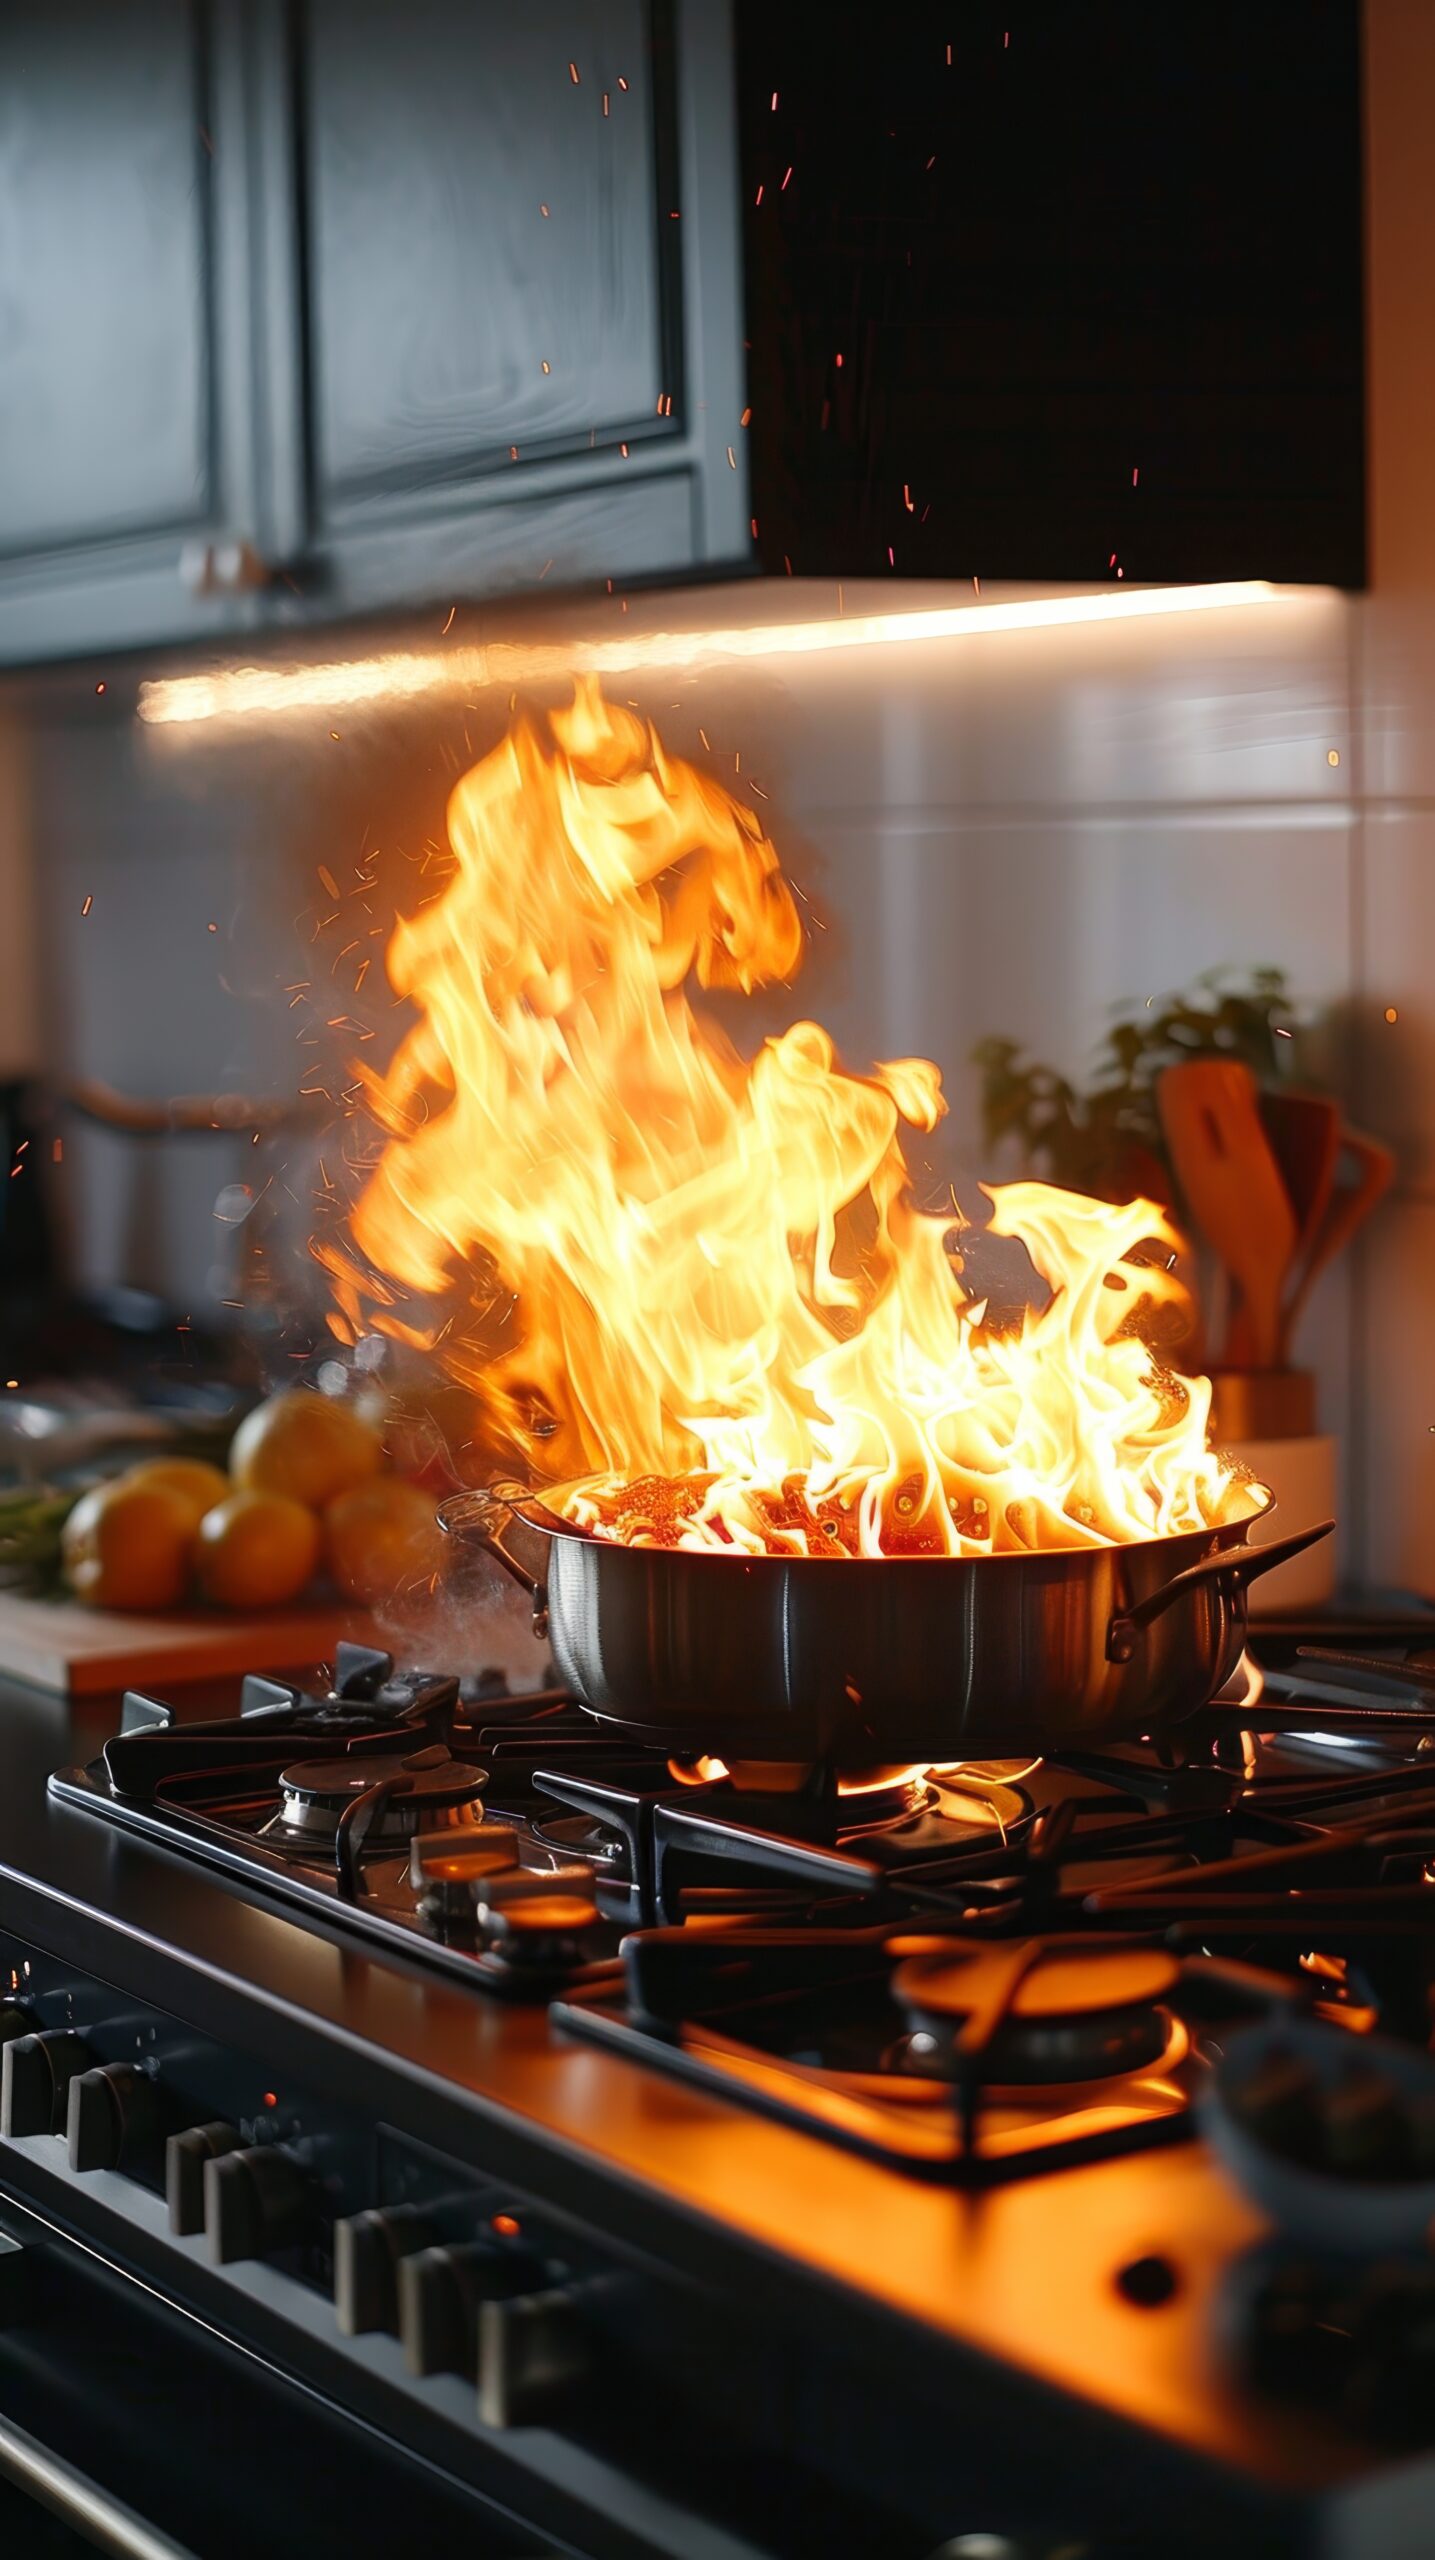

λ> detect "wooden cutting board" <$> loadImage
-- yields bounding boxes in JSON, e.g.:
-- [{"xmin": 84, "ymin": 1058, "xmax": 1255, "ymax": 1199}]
[{"xmin": 0, "ymin": 1589, "xmax": 385, "ymax": 1697}]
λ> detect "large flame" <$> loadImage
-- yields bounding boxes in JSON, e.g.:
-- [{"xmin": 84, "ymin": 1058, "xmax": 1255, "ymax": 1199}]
[{"xmin": 327, "ymin": 681, "xmax": 1253, "ymax": 1558}]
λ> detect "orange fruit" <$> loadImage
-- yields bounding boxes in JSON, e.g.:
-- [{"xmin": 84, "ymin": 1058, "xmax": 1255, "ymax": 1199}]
[
  {"xmin": 62, "ymin": 1478, "xmax": 195, "ymax": 1611},
  {"xmin": 229, "ymin": 1390, "xmax": 381, "ymax": 1511},
  {"xmin": 193, "ymin": 1490, "xmax": 321, "ymax": 1611},
  {"xmin": 324, "ymin": 1477, "xmax": 444, "ymax": 1608},
  {"xmin": 122, "ymin": 1457, "xmax": 231, "ymax": 1533}
]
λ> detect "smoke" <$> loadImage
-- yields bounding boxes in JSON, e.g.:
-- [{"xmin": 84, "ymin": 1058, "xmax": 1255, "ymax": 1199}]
[{"xmin": 367, "ymin": 1541, "xmax": 554, "ymax": 1688}]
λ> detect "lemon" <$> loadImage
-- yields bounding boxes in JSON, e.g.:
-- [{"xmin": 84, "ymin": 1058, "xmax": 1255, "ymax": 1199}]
[
  {"xmin": 194, "ymin": 1490, "xmax": 321, "ymax": 1611},
  {"xmin": 324, "ymin": 1477, "xmax": 444, "ymax": 1608},
  {"xmin": 229, "ymin": 1390, "xmax": 382, "ymax": 1512},
  {"xmin": 62, "ymin": 1478, "xmax": 196, "ymax": 1611},
  {"xmin": 122, "ymin": 1457, "xmax": 231, "ymax": 1533}
]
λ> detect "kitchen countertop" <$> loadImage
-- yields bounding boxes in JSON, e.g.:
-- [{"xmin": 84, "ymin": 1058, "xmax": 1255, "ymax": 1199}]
[{"xmin": 0, "ymin": 1654, "xmax": 1418, "ymax": 2533}]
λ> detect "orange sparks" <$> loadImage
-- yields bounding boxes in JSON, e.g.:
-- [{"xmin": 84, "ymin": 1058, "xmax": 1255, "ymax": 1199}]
[
  {"xmin": 318, "ymin": 865, "xmax": 340, "ymax": 900},
  {"xmin": 568, "ymin": 59, "xmax": 579, "ymax": 82},
  {"xmin": 441, "ymin": 604, "xmax": 456, "ymax": 635}
]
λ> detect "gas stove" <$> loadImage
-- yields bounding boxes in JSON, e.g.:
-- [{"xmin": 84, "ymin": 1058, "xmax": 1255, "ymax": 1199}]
[
  {"xmin": 4, "ymin": 1623, "xmax": 1435, "ymax": 2558},
  {"xmin": 47, "ymin": 1633, "xmax": 1435, "ymax": 2184}
]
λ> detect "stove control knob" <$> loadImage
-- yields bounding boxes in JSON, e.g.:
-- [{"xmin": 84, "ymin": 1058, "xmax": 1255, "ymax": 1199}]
[
  {"xmin": 334, "ymin": 2206, "xmax": 434, "ymax": 2335},
  {"xmin": 67, "ymin": 2064, "xmax": 161, "ymax": 2174},
  {"xmin": 398, "ymin": 2242, "xmax": 534, "ymax": 2380},
  {"xmin": 479, "ymin": 2286, "xmax": 592, "ymax": 2429},
  {"xmin": 1, "ymin": 2032, "xmax": 90, "ymax": 2138},
  {"xmin": 166, "ymin": 2123, "xmax": 242, "ymax": 2237},
  {"xmin": 204, "ymin": 2143, "xmax": 311, "ymax": 2265},
  {"xmin": 0, "ymin": 2005, "xmax": 35, "ymax": 2048}
]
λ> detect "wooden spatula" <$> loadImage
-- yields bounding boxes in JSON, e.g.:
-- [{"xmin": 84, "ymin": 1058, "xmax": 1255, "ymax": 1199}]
[
  {"xmin": 1157, "ymin": 1059, "xmax": 1299, "ymax": 1369},
  {"xmin": 1279, "ymin": 1125, "xmax": 1396, "ymax": 1349},
  {"xmin": 1259, "ymin": 1090, "xmax": 1341, "ymax": 1360}
]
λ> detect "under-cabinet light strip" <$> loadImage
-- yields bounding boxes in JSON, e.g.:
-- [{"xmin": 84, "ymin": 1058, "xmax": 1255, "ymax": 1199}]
[{"xmin": 137, "ymin": 580, "xmax": 1284, "ymax": 728}]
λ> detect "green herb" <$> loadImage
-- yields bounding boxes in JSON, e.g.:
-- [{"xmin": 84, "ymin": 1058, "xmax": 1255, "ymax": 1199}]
[{"xmin": 971, "ymin": 967, "xmax": 1314, "ymax": 1202}]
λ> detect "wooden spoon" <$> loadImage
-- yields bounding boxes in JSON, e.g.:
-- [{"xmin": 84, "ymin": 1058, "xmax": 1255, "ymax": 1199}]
[{"xmin": 1157, "ymin": 1059, "xmax": 1299, "ymax": 1369}]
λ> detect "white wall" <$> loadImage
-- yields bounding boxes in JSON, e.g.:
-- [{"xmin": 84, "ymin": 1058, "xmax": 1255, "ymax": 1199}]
[
  {"xmin": 7, "ymin": 567, "xmax": 1421, "ymax": 1587},
  {"xmin": 6, "ymin": 580, "xmax": 1382, "ymax": 1577}
]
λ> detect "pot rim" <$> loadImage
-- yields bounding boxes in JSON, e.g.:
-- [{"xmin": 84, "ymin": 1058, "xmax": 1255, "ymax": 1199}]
[{"xmin": 441, "ymin": 1473, "xmax": 1271, "ymax": 1567}]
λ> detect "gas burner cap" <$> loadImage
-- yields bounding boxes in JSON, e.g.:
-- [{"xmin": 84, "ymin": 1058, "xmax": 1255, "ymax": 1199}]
[
  {"xmin": 274, "ymin": 1748, "xmax": 487, "ymax": 1845},
  {"xmin": 892, "ymin": 1943, "xmax": 1181, "ymax": 2087}
]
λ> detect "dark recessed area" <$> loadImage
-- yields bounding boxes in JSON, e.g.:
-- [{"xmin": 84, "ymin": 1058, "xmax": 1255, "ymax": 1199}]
[{"xmin": 738, "ymin": 0, "xmax": 1365, "ymax": 584}]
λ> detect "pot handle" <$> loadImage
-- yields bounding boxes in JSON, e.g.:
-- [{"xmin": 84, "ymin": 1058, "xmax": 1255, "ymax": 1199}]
[
  {"xmin": 1105, "ymin": 1519, "xmax": 1334, "ymax": 1664},
  {"xmin": 436, "ymin": 1483, "xmax": 550, "ymax": 1640}
]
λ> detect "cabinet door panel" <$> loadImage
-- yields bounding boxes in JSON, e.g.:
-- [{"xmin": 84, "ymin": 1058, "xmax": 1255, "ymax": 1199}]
[
  {"xmin": 0, "ymin": 0, "xmax": 213, "ymax": 557},
  {"xmin": 302, "ymin": 0, "xmax": 673, "ymax": 507}
]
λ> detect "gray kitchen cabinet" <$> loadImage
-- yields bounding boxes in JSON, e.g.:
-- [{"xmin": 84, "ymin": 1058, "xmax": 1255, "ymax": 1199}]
[
  {"xmin": 0, "ymin": 0, "xmax": 748, "ymax": 666},
  {"xmin": 0, "ymin": 0, "xmax": 276, "ymax": 662}
]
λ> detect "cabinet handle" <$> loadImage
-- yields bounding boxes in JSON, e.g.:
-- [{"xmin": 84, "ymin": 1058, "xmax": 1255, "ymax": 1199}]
[{"xmin": 178, "ymin": 537, "xmax": 274, "ymax": 597}]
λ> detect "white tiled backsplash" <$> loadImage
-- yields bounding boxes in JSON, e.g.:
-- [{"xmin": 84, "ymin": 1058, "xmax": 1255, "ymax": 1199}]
[{"xmin": 5, "ymin": 570, "xmax": 1433, "ymax": 1593}]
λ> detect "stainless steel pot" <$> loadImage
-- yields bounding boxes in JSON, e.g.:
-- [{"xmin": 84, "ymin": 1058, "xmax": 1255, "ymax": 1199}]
[{"xmin": 439, "ymin": 1481, "xmax": 1333, "ymax": 1764}]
